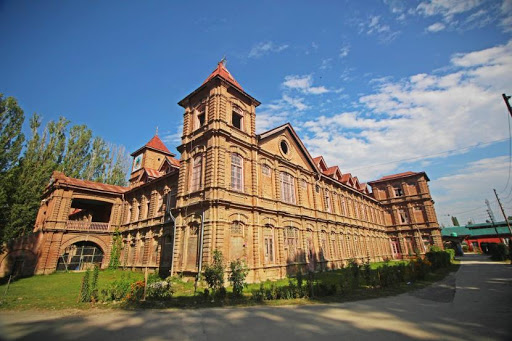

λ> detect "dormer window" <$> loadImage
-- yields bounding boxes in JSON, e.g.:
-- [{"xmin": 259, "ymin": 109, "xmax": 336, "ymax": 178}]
[{"xmin": 232, "ymin": 106, "xmax": 243, "ymax": 130}]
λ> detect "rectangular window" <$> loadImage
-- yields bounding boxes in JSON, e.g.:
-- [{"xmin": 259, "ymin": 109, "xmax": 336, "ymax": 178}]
[
  {"xmin": 394, "ymin": 186, "xmax": 404, "ymax": 197},
  {"xmin": 325, "ymin": 192, "xmax": 331, "ymax": 213},
  {"xmin": 232, "ymin": 111, "xmax": 243, "ymax": 130},
  {"xmin": 262, "ymin": 164, "xmax": 271, "ymax": 177},
  {"xmin": 280, "ymin": 172, "xmax": 296, "ymax": 204},
  {"xmin": 301, "ymin": 179, "xmax": 307, "ymax": 189},
  {"xmin": 284, "ymin": 227, "xmax": 298, "ymax": 262},
  {"xmin": 194, "ymin": 107, "xmax": 206, "ymax": 130},
  {"xmin": 264, "ymin": 236, "xmax": 274, "ymax": 263},
  {"xmin": 399, "ymin": 209, "xmax": 408, "ymax": 224},
  {"xmin": 191, "ymin": 155, "xmax": 202, "ymax": 191},
  {"xmin": 231, "ymin": 153, "xmax": 243, "ymax": 191},
  {"xmin": 340, "ymin": 196, "xmax": 346, "ymax": 216}
]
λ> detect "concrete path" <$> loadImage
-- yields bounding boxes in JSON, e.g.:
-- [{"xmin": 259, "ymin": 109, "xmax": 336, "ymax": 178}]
[{"xmin": 1, "ymin": 254, "xmax": 511, "ymax": 341}]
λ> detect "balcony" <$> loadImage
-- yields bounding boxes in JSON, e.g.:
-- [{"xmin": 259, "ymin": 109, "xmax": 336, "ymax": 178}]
[{"xmin": 66, "ymin": 220, "xmax": 110, "ymax": 232}]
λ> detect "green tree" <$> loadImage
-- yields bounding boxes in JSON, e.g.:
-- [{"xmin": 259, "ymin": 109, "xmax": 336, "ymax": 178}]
[
  {"xmin": 7, "ymin": 115, "xmax": 69, "ymax": 240},
  {"xmin": 0, "ymin": 95, "xmax": 25, "ymax": 247},
  {"xmin": 60, "ymin": 124, "xmax": 92, "ymax": 178},
  {"xmin": 105, "ymin": 145, "xmax": 129, "ymax": 186},
  {"xmin": 84, "ymin": 137, "xmax": 110, "ymax": 182}
]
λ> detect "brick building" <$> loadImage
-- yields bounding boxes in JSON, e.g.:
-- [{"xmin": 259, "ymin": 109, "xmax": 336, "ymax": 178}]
[{"xmin": 0, "ymin": 61, "xmax": 442, "ymax": 280}]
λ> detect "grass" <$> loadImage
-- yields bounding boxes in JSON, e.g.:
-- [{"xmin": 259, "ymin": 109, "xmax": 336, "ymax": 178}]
[
  {"xmin": 0, "ymin": 260, "xmax": 460, "ymax": 311},
  {"xmin": 0, "ymin": 270, "xmax": 143, "ymax": 310}
]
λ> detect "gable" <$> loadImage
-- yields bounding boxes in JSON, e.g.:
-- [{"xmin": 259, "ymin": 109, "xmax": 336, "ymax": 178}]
[{"xmin": 258, "ymin": 124, "xmax": 318, "ymax": 173}]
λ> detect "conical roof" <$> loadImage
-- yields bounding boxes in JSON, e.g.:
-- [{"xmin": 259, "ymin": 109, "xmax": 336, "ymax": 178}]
[
  {"xmin": 202, "ymin": 60, "xmax": 243, "ymax": 91},
  {"xmin": 130, "ymin": 134, "xmax": 175, "ymax": 156}
]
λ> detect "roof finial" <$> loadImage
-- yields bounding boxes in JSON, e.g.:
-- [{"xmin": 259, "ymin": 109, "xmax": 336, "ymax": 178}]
[
  {"xmin": 220, "ymin": 56, "xmax": 227, "ymax": 66},
  {"xmin": 155, "ymin": 126, "xmax": 158, "ymax": 136}
]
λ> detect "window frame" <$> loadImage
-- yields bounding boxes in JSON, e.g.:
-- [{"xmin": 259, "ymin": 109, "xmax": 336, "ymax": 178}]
[
  {"xmin": 191, "ymin": 155, "xmax": 203, "ymax": 192},
  {"xmin": 231, "ymin": 153, "xmax": 244, "ymax": 192},
  {"xmin": 231, "ymin": 106, "xmax": 243, "ymax": 131},
  {"xmin": 280, "ymin": 171, "xmax": 296, "ymax": 204}
]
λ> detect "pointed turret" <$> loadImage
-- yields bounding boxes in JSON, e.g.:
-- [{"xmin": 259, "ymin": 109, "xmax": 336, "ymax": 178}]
[{"xmin": 202, "ymin": 60, "xmax": 244, "ymax": 91}]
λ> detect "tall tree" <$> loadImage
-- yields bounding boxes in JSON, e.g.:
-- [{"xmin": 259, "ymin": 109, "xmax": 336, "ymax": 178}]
[
  {"xmin": 105, "ymin": 144, "xmax": 129, "ymax": 186},
  {"xmin": 0, "ymin": 95, "xmax": 25, "ymax": 246},
  {"xmin": 7, "ymin": 115, "xmax": 69, "ymax": 240},
  {"xmin": 60, "ymin": 124, "xmax": 92, "ymax": 178},
  {"xmin": 84, "ymin": 137, "xmax": 109, "ymax": 182}
]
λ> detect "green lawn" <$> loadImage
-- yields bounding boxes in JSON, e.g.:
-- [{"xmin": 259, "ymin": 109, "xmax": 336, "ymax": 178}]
[
  {"xmin": 0, "ymin": 259, "xmax": 459, "ymax": 310},
  {"xmin": 0, "ymin": 270, "xmax": 143, "ymax": 310}
]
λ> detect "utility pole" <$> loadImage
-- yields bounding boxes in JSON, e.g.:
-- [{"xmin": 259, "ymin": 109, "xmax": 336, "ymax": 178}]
[
  {"xmin": 493, "ymin": 189, "xmax": 512, "ymax": 245},
  {"xmin": 486, "ymin": 199, "xmax": 496, "ymax": 224},
  {"xmin": 503, "ymin": 94, "xmax": 512, "ymax": 118}
]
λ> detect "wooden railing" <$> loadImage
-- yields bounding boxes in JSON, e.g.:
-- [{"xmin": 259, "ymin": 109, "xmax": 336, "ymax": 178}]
[{"xmin": 66, "ymin": 221, "xmax": 110, "ymax": 231}]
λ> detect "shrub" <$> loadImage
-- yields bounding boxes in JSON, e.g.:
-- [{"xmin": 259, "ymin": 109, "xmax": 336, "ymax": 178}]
[
  {"xmin": 445, "ymin": 248, "xmax": 455, "ymax": 261},
  {"xmin": 90, "ymin": 265, "xmax": 99, "ymax": 301},
  {"xmin": 79, "ymin": 269, "xmax": 91, "ymax": 303},
  {"xmin": 203, "ymin": 250, "xmax": 225, "ymax": 295},
  {"xmin": 252, "ymin": 284, "xmax": 265, "ymax": 302},
  {"xmin": 229, "ymin": 259, "xmax": 248, "ymax": 297},
  {"xmin": 296, "ymin": 269, "xmax": 303, "ymax": 289},
  {"xmin": 425, "ymin": 250, "xmax": 451, "ymax": 270},
  {"xmin": 126, "ymin": 280, "xmax": 145, "ymax": 302},
  {"xmin": 101, "ymin": 273, "xmax": 133, "ymax": 301},
  {"xmin": 146, "ymin": 277, "xmax": 174, "ymax": 300},
  {"xmin": 490, "ymin": 243, "xmax": 509, "ymax": 261}
]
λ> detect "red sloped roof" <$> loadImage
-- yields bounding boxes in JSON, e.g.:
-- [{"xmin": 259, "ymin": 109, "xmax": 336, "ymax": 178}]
[
  {"xmin": 52, "ymin": 171, "xmax": 128, "ymax": 194},
  {"xmin": 145, "ymin": 168, "xmax": 164, "ymax": 178},
  {"xmin": 324, "ymin": 166, "xmax": 339, "ymax": 176},
  {"xmin": 145, "ymin": 135, "xmax": 172, "ymax": 154},
  {"xmin": 368, "ymin": 171, "xmax": 429, "ymax": 184},
  {"xmin": 341, "ymin": 173, "xmax": 352, "ymax": 183},
  {"xmin": 203, "ymin": 61, "xmax": 243, "ymax": 91},
  {"xmin": 379, "ymin": 171, "xmax": 417, "ymax": 180},
  {"xmin": 131, "ymin": 135, "xmax": 174, "ymax": 157},
  {"xmin": 165, "ymin": 155, "xmax": 181, "ymax": 167}
]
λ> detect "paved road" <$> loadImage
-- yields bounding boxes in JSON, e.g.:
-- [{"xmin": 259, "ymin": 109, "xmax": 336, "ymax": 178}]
[{"xmin": 1, "ymin": 254, "xmax": 511, "ymax": 341}]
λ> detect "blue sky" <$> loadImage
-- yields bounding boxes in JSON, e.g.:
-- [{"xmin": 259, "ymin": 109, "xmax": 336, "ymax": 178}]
[{"xmin": 1, "ymin": 0, "xmax": 512, "ymax": 226}]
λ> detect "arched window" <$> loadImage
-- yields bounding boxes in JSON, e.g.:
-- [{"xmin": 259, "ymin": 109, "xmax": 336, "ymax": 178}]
[
  {"xmin": 231, "ymin": 153, "xmax": 243, "ymax": 191},
  {"xmin": 280, "ymin": 172, "xmax": 296, "ymax": 204},
  {"xmin": 191, "ymin": 155, "xmax": 203, "ymax": 191}
]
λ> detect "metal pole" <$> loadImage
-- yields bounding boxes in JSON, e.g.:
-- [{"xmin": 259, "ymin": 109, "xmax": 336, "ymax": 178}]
[
  {"xmin": 166, "ymin": 193, "xmax": 177, "ymax": 277},
  {"xmin": 493, "ymin": 189, "xmax": 512, "ymax": 243},
  {"xmin": 197, "ymin": 210, "xmax": 205, "ymax": 280},
  {"xmin": 503, "ymin": 94, "xmax": 512, "ymax": 117}
]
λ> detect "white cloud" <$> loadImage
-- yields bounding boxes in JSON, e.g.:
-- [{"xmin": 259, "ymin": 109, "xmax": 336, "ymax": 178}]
[
  {"xmin": 282, "ymin": 75, "xmax": 330, "ymax": 95},
  {"xmin": 339, "ymin": 45, "xmax": 350, "ymax": 58},
  {"xmin": 299, "ymin": 40, "xmax": 512, "ymax": 183},
  {"xmin": 248, "ymin": 41, "xmax": 289, "ymax": 58},
  {"xmin": 501, "ymin": 0, "xmax": 512, "ymax": 32},
  {"xmin": 416, "ymin": 0, "xmax": 483, "ymax": 20},
  {"xmin": 426, "ymin": 22, "xmax": 446, "ymax": 32},
  {"xmin": 358, "ymin": 15, "xmax": 400, "ymax": 43},
  {"xmin": 320, "ymin": 58, "xmax": 333, "ymax": 70},
  {"xmin": 433, "ymin": 156, "xmax": 510, "ymax": 226}
]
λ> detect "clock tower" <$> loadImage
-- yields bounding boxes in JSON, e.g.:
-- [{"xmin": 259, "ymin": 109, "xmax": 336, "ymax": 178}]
[{"xmin": 129, "ymin": 134, "xmax": 175, "ymax": 187}]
